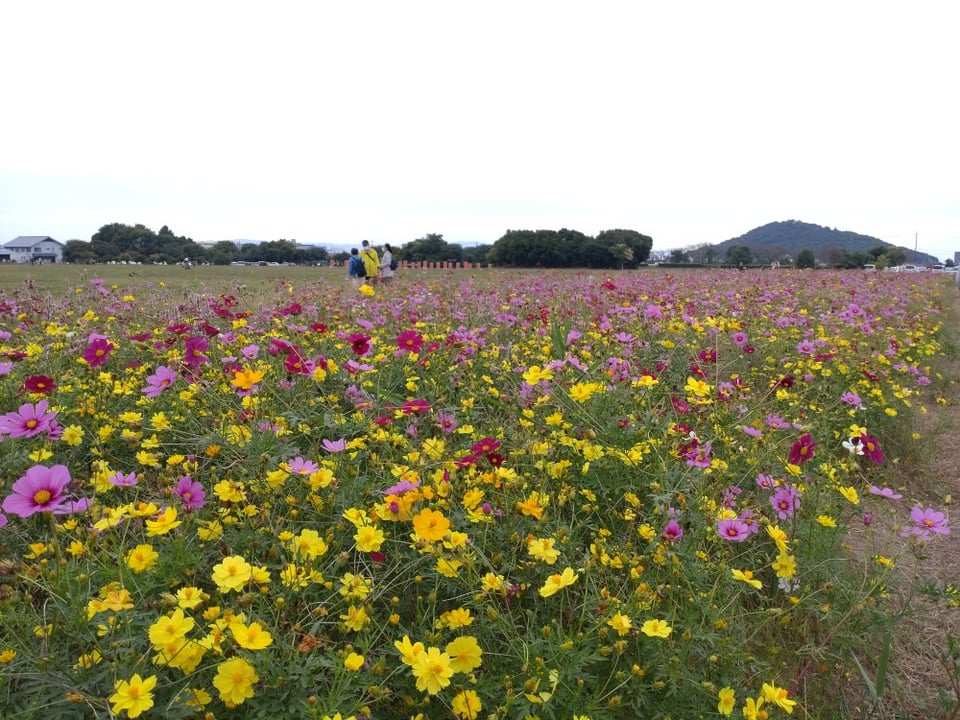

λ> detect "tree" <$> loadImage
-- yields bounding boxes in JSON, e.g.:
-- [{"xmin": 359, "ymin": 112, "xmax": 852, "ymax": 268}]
[
  {"xmin": 402, "ymin": 234, "xmax": 462, "ymax": 263},
  {"xmin": 824, "ymin": 247, "xmax": 848, "ymax": 268},
  {"xmin": 63, "ymin": 239, "xmax": 97, "ymax": 264},
  {"xmin": 596, "ymin": 229, "xmax": 652, "ymax": 266},
  {"xmin": 726, "ymin": 245, "xmax": 752, "ymax": 267},
  {"xmin": 795, "ymin": 249, "xmax": 816, "ymax": 269},
  {"xmin": 669, "ymin": 249, "xmax": 688, "ymax": 264},
  {"xmin": 609, "ymin": 243, "xmax": 634, "ymax": 269}
]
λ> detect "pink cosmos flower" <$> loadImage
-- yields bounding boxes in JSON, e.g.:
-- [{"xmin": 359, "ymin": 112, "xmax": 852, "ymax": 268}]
[
  {"xmin": 141, "ymin": 366, "xmax": 177, "ymax": 399},
  {"xmin": 109, "ymin": 471, "xmax": 139, "ymax": 487},
  {"xmin": 175, "ymin": 476, "xmax": 206, "ymax": 511},
  {"xmin": 771, "ymin": 485, "xmax": 801, "ymax": 520},
  {"xmin": 756, "ymin": 473, "xmax": 775, "ymax": 490},
  {"xmin": 436, "ymin": 412, "xmax": 458, "ymax": 433},
  {"xmin": 322, "ymin": 438, "xmax": 346, "ymax": 453},
  {"xmin": 2, "ymin": 464, "xmax": 72, "ymax": 517},
  {"xmin": 841, "ymin": 391, "xmax": 862, "ymax": 407},
  {"xmin": 286, "ymin": 457, "xmax": 320, "ymax": 475},
  {"xmin": 868, "ymin": 485, "xmax": 902, "ymax": 500},
  {"xmin": 903, "ymin": 506, "xmax": 950, "ymax": 541},
  {"xmin": 82, "ymin": 336, "xmax": 115, "ymax": 367},
  {"xmin": 0, "ymin": 399, "xmax": 58, "ymax": 439},
  {"xmin": 383, "ymin": 478, "xmax": 421, "ymax": 496},
  {"xmin": 662, "ymin": 518, "xmax": 684, "ymax": 542},
  {"xmin": 717, "ymin": 517, "xmax": 750, "ymax": 541}
]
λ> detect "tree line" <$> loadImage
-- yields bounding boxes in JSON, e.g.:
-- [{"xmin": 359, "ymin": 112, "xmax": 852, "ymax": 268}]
[{"xmin": 62, "ymin": 224, "xmax": 655, "ymax": 269}]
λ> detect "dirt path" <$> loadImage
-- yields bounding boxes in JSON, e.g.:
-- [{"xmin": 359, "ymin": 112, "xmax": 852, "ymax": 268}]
[{"xmin": 858, "ymin": 284, "xmax": 960, "ymax": 719}]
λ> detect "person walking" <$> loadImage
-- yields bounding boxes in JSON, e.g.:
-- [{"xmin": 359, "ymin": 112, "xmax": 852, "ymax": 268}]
[
  {"xmin": 360, "ymin": 240, "xmax": 379, "ymax": 282},
  {"xmin": 380, "ymin": 243, "xmax": 395, "ymax": 282}
]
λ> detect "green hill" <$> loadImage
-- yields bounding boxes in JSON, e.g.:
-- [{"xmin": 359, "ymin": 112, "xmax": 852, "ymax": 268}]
[{"xmin": 714, "ymin": 220, "xmax": 938, "ymax": 266}]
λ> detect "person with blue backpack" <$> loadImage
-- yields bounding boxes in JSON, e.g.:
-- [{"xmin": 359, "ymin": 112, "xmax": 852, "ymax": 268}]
[{"xmin": 347, "ymin": 248, "xmax": 366, "ymax": 285}]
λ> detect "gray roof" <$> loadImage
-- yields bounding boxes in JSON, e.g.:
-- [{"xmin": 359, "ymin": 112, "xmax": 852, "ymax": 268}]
[{"xmin": 4, "ymin": 236, "xmax": 64, "ymax": 248}]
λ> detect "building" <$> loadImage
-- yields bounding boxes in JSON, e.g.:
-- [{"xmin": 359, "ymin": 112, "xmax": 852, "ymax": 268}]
[{"xmin": 1, "ymin": 236, "xmax": 65, "ymax": 263}]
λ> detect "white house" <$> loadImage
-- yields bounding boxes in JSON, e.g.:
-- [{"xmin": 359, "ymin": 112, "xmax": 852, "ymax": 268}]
[{"xmin": 1, "ymin": 236, "xmax": 65, "ymax": 263}]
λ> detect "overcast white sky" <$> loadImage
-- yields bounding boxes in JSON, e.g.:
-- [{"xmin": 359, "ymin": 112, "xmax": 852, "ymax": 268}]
[{"xmin": 2, "ymin": 2, "xmax": 957, "ymax": 260}]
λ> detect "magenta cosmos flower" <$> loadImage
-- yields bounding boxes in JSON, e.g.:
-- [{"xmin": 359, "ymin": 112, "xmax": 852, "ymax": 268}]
[
  {"xmin": 2, "ymin": 464, "xmax": 72, "ymax": 517},
  {"xmin": 23, "ymin": 374, "xmax": 56, "ymax": 394},
  {"xmin": 82, "ymin": 336, "xmax": 115, "ymax": 367},
  {"xmin": 0, "ymin": 399, "xmax": 58, "ymax": 439},
  {"xmin": 183, "ymin": 336, "xmax": 210, "ymax": 370},
  {"xmin": 788, "ymin": 433, "xmax": 817, "ymax": 465},
  {"xmin": 859, "ymin": 433, "xmax": 884, "ymax": 465},
  {"xmin": 396, "ymin": 330, "xmax": 425, "ymax": 354}
]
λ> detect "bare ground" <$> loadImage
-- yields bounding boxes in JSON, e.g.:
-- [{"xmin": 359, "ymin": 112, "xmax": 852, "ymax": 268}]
[{"xmin": 840, "ymin": 286, "xmax": 960, "ymax": 719}]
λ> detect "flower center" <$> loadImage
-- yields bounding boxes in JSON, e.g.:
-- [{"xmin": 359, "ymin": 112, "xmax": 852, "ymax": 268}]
[{"xmin": 33, "ymin": 489, "xmax": 52, "ymax": 505}]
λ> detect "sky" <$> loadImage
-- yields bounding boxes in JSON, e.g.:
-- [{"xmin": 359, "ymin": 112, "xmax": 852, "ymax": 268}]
[{"xmin": 2, "ymin": 2, "xmax": 958, "ymax": 261}]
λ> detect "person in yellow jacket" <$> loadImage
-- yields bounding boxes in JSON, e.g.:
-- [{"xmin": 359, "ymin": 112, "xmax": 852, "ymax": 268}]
[{"xmin": 360, "ymin": 240, "xmax": 379, "ymax": 282}]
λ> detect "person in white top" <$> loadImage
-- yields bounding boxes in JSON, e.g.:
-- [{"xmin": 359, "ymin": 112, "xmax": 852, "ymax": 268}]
[{"xmin": 380, "ymin": 243, "xmax": 395, "ymax": 282}]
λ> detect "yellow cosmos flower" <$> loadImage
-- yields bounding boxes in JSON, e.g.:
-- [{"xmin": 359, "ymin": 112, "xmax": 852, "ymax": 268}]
[
  {"xmin": 772, "ymin": 553, "xmax": 798, "ymax": 579},
  {"xmin": 230, "ymin": 619, "xmax": 273, "ymax": 650},
  {"xmin": 211, "ymin": 555, "xmax": 253, "ymax": 593},
  {"xmin": 410, "ymin": 646, "xmax": 454, "ymax": 695},
  {"xmin": 607, "ymin": 612, "xmax": 633, "ymax": 636},
  {"xmin": 412, "ymin": 508, "xmax": 451, "ymax": 542},
  {"xmin": 394, "ymin": 635, "xmax": 425, "ymax": 666},
  {"xmin": 742, "ymin": 696, "xmax": 766, "ymax": 720},
  {"xmin": 569, "ymin": 382, "xmax": 602, "ymax": 402},
  {"xmin": 125, "ymin": 544, "xmax": 159, "ymax": 573},
  {"xmin": 452, "ymin": 689, "xmax": 483, "ymax": 719},
  {"xmin": 445, "ymin": 635, "xmax": 483, "ymax": 673},
  {"xmin": 766, "ymin": 525, "xmax": 790, "ymax": 554},
  {"xmin": 527, "ymin": 537, "xmax": 561, "ymax": 564},
  {"xmin": 354, "ymin": 524, "xmax": 385, "ymax": 552},
  {"xmin": 145, "ymin": 506, "xmax": 181, "ymax": 536},
  {"xmin": 522, "ymin": 365, "xmax": 554, "ymax": 385},
  {"xmin": 816, "ymin": 514, "xmax": 837, "ymax": 527},
  {"xmin": 732, "ymin": 569, "xmax": 762, "ymax": 590},
  {"xmin": 359, "ymin": 284, "xmax": 375, "ymax": 296},
  {"xmin": 838, "ymin": 486, "xmax": 859, "ymax": 505},
  {"xmin": 538, "ymin": 567, "xmax": 578, "ymax": 598},
  {"xmin": 213, "ymin": 657, "xmax": 258, "ymax": 706},
  {"xmin": 148, "ymin": 608, "xmax": 195, "ymax": 647},
  {"xmin": 109, "ymin": 673, "xmax": 157, "ymax": 718},
  {"xmin": 231, "ymin": 367, "xmax": 265, "ymax": 391},
  {"xmin": 344, "ymin": 652, "xmax": 365, "ymax": 671},
  {"xmin": 640, "ymin": 618, "xmax": 672, "ymax": 638},
  {"xmin": 718, "ymin": 686, "xmax": 736, "ymax": 715},
  {"xmin": 761, "ymin": 682, "xmax": 797, "ymax": 713}
]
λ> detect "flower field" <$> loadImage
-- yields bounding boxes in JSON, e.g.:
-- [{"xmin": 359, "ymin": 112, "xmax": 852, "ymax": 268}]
[{"xmin": 0, "ymin": 267, "xmax": 954, "ymax": 719}]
